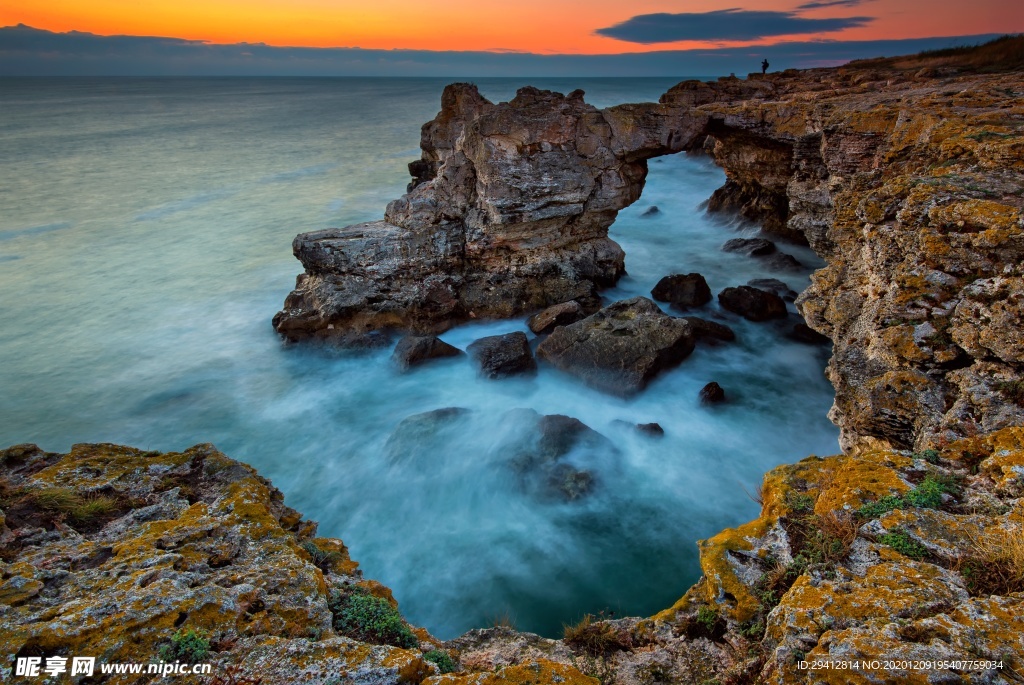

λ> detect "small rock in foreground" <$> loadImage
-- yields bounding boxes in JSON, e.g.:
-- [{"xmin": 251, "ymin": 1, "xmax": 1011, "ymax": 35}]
[
  {"xmin": 467, "ymin": 332, "xmax": 537, "ymax": 379},
  {"xmin": 718, "ymin": 286, "xmax": 788, "ymax": 321}
]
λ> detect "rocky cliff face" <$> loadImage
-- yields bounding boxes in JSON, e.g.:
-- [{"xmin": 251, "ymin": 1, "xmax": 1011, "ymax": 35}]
[{"xmin": 684, "ymin": 65, "xmax": 1024, "ymax": 455}]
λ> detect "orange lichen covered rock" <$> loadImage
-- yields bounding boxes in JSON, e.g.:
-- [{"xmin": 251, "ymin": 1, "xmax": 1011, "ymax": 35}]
[
  {"xmin": 423, "ymin": 659, "xmax": 597, "ymax": 685},
  {"xmin": 0, "ymin": 443, "xmax": 431, "ymax": 684}
]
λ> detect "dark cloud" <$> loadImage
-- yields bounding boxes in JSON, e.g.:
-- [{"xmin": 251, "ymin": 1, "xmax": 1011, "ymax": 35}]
[
  {"xmin": 594, "ymin": 9, "xmax": 872, "ymax": 43},
  {"xmin": 0, "ymin": 24, "xmax": 1001, "ymax": 77},
  {"xmin": 796, "ymin": 0, "xmax": 873, "ymax": 10}
]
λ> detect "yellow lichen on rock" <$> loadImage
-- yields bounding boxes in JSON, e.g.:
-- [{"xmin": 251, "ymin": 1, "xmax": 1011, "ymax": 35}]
[{"xmin": 423, "ymin": 659, "xmax": 597, "ymax": 685}]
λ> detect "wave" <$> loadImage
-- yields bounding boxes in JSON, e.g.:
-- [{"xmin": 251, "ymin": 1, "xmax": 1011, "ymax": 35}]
[
  {"xmin": 257, "ymin": 163, "xmax": 337, "ymax": 184},
  {"xmin": 134, "ymin": 188, "xmax": 238, "ymax": 221},
  {"xmin": 0, "ymin": 221, "xmax": 73, "ymax": 242}
]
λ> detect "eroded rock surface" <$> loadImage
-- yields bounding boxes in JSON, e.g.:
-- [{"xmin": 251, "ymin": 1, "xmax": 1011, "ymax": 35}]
[
  {"xmin": 274, "ymin": 84, "xmax": 708, "ymax": 343},
  {"xmin": 536, "ymin": 297, "xmax": 696, "ymax": 396},
  {"xmin": 0, "ymin": 443, "xmax": 437, "ymax": 685}
]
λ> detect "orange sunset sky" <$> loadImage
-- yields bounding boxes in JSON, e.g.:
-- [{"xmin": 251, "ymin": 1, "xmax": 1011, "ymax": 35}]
[{"xmin": 3, "ymin": 0, "xmax": 1021, "ymax": 54}]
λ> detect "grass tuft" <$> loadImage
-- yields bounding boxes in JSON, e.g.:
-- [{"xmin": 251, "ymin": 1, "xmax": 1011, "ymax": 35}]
[
  {"xmin": 423, "ymin": 650, "xmax": 457, "ymax": 674},
  {"xmin": 563, "ymin": 614, "xmax": 630, "ymax": 657},
  {"xmin": 879, "ymin": 529, "xmax": 927, "ymax": 559},
  {"xmin": 959, "ymin": 526, "xmax": 1024, "ymax": 596},
  {"xmin": 301, "ymin": 540, "xmax": 341, "ymax": 572},
  {"xmin": 328, "ymin": 587, "xmax": 418, "ymax": 649},
  {"xmin": 995, "ymin": 380, "xmax": 1024, "ymax": 406},
  {"xmin": 158, "ymin": 628, "xmax": 210, "ymax": 663},
  {"xmin": 858, "ymin": 475, "xmax": 956, "ymax": 519}
]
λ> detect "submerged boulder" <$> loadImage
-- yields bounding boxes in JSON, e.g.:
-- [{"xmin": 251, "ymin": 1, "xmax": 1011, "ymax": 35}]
[
  {"xmin": 680, "ymin": 316, "xmax": 736, "ymax": 343},
  {"xmin": 636, "ymin": 422, "xmax": 666, "ymax": 437},
  {"xmin": 391, "ymin": 335, "xmax": 462, "ymax": 370},
  {"xmin": 651, "ymin": 273, "xmax": 712, "ymax": 309},
  {"xmin": 722, "ymin": 237, "xmax": 776, "ymax": 256},
  {"xmin": 384, "ymin": 407, "xmax": 472, "ymax": 463},
  {"xmin": 501, "ymin": 410, "xmax": 617, "ymax": 501},
  {"xmin": 641, "ymin": 205, "xmax": 661, "ymax": 216},
  {"xmin": 762, "ymin": 251, "xmax": 804, "ymax": 271},
  {"xmin": 747, "ymin": 277, "xmax": 798, "ymax": 302},
  {"xmin": 536, "ymin": 297, "xmax": 696, "ymax": 396},
  {"xmin": 467, "ymin": 332, "xmax": 537, "ymax": 379},
  {"xmin": 699, "ymin": 382, "xmax": 726, "ymax": 404},
  {"xmin": 718, "ymin": 286, "xmax": 788, "ymax": 321},
  {"xmin": 527, "ymin": 301, "xmax": 586, "ymax": 335}
]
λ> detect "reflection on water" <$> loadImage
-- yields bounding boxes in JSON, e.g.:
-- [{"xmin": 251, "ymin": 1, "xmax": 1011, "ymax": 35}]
[{"xmin": 0, "ymin": 77, "xmax": 839, "ymax": 638}]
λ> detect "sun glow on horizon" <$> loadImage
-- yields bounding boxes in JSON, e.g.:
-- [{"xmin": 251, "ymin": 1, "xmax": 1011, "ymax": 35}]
[{"xmin": 2, "ymin": 0, "xmax": 1021, "ymax": 54}]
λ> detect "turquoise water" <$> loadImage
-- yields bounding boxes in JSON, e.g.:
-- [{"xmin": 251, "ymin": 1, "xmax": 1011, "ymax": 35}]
[{"xmin": 0, "ymin": 77, "xmax": 839, "ymax": 639}]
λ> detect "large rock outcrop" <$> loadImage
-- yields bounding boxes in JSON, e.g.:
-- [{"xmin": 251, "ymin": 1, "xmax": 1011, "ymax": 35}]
[{"xmin": 273, "ymin": 85, "xmax": 708, "ymax": 345}]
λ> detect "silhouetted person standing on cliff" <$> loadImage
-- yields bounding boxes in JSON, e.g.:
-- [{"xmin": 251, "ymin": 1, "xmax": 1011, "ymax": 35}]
[{"xmin": 761, "ymin": 59, "xmax": 769, "ymax": 74}]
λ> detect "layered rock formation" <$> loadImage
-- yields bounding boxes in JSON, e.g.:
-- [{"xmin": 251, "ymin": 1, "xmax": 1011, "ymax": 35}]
[{"xmin": 272, "ymin": 84, "xmax": 706, "ymax": 345}]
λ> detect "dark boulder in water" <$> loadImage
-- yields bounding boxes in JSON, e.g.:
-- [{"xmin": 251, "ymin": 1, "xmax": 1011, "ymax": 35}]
[
  {"xmin": 467, "ymin": 332, "xmax": 537, "ymax": 378},
  {"xmin": 651, "ymin": 273, "xmax": 712, "ymax": 309},
  {"xmin": 722, "ymin": 238, "xmax": 776, "ymax": 256},
  {"xmin": 527, "ymin": 300, "xmax": 585, "ymax": 335},
  {"xmin": 762, "ymin": 251, "xmax": 804, "ymax": 272},
  {"xmin": 718, "ymin": 286, "xmax": 788, "ymax": 321},
  {"xmin": 699, "ymin": 382, "xmax": 726, "ymax": 404},
  {"xmin": 501, "ymin": 410, "xmax": 617, "ymax": 502},
  {"xmin": 384, "ymin": 407, "xmax": 472, "ymax": 463},
  {"xmin": 641, "ymin": 206, "xmax": 661, "ymax": 216},
  {"xmin": 391, "ymin": 335, "xmax": 462, "ymax": 371},
  {"xmin": 636, "ymin": 422, "xmax": 665, "ymax": 437},
  {"xmin": 747, "ymin": 278, "xmax": 798, "ymax": 302},
  {"xmin": 536, "ymin": 297, "xmax": 696, "ymax": 396},
  {"xmin": 680, "ymin": 316, "xmax": 736, "ymax": 343}
]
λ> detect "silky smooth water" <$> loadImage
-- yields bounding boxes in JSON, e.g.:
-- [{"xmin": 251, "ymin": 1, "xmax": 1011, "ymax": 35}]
[{"xmin": 0, "ymin": 77, "xmax": 839, "ymax": 639}]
